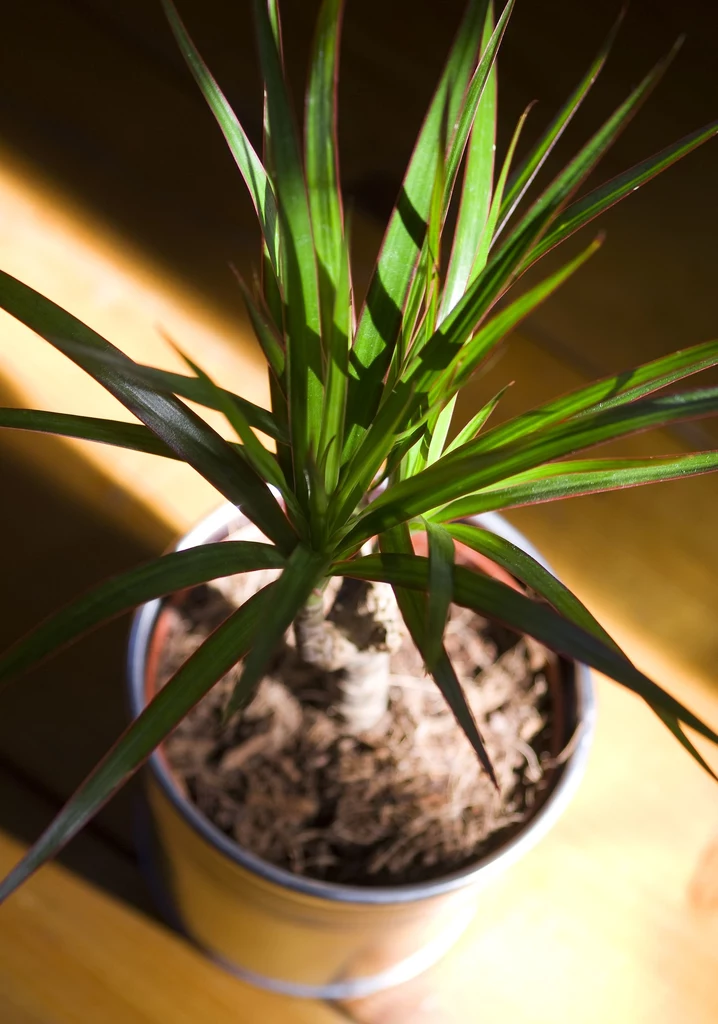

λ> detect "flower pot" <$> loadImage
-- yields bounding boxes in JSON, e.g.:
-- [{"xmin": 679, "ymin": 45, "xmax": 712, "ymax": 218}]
[{"xmin": 127, "ymin": 504, "xmax": 594, "ymax": 999}]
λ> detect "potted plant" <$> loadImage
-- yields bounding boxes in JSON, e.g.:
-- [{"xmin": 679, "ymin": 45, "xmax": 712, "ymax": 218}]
[{"xmin": 1, "ymin": 0, "xmax": 718, "ymax": 1000}]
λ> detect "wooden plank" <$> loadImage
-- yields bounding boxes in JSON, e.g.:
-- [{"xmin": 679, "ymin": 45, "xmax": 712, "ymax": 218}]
[
  {"xmin": 0, "ymin": 762, "xmax": 148, "ymax": 914},
  {"xmin": 0, "ymin": 832, "xmax": 344, "ymax": 1024},
  {"xmin": 0, "ymin": 149, "xmax": 267, "ymax": 543},
  {"xmin": 454, "ymin": 335, "xmax": 718, "ymax": 698},
  {"xmin": 344, "ymin": 676, "xmax": 718, "ymax": 1024},
  {"xmin": 0, "ymin": 5, "xmax": 717, "ymax": 1021},
  {"xmin": 0, "ymin": 442, "xmax": 164, "ymax": 850}
]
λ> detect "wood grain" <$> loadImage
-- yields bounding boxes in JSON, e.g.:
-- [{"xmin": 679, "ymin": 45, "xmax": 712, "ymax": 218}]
[
  {"xmin": 0, "ymin": 833, "xmax": 343, "ymax": 1024},
  {"xmin": 1, "ymin": 4, "xmax": 718, "ymax": 1020},
  {"xmin": 345, "ymin": 677, "xmax": 718, "ymax": 1024}
]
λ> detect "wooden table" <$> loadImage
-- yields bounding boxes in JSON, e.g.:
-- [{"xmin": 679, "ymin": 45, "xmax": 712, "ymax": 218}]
[
  {"xmin": 2, "ymin": 3, "xmax": 718, "ymax": 1014},
  {"xmin": 2, "ymin": 144, "xmax": 718, "ymax": 1024},
  {"xmin": 0, "ymin": 833, "xmax": 344, "ymax": 1024}
]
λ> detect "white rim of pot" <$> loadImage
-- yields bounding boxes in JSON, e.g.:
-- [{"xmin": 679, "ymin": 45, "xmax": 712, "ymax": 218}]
[{"xmin": 127, "ymin": 504, "xmax": 595, "ymax": 909}]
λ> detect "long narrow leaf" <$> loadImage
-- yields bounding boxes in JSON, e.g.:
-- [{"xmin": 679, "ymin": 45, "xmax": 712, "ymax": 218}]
[
  {"xmin": 342, "ymin": 0, "xmax": 487, "ymax": 461},
  {"xmin": 171, "ymin": 345, "xmax": 311, "ymax": 539},
  {"xmin": 653, "ymin": 709, "xmax": 718, "ymax": 783},
  {"xmin": 525, "ymin": 118, "xmax": 718, "ymax": 268},
  {"xmin": 148, "ymin": 361, "xmax": 283, "ymax": 440},
  {"xmin": 444, "ymin": 385, "xmax": 511, "ymax": 454},
  {"xmin": 231, "ymin": 270, "xmax": 286, "ymax": 381},
  {"xmin": 467, "ymin": 340, "xmax": 718, "ymax": 454},
  {"xmin": 335, "ymin": 553, "xmax": 718, "ymax": 758},
  {"xmin": 470, "ymin": 102, "xmax": 533, "ymax": 279},
  {"xmin": 0, "ymin": 270, "xmax": 296, "ymax": 553},
  {"xmin": 161, "ymin": 0, "xmax": 279, "ymax": 273},
  {"xmin": 173, "ymin": 346, "xmax": 288, "ymax": 495},
  {"xmin": 254, "ymin": 0, "xmax": 324, "ymax": 478},
  {"xmin": 495, "ymin": 11, "xmax": 623, "ymax": 239},
  {"xmin": 441, "ymin": 1, "xmax": 497, "ymax": 318},
  {"xmin": 438, "ymin": 237, "xmax": 601, "ymax": 398},
  {"xmin": 305, "ymin": 0, "xmax": 345, "ymax": 340},
  {"xmin": 380, "ymin": 525, "xmax": 496, "ymax": 784},
  {"xmin": 0, "ymin": 408, "xmax": 176, "ymax": 458},
  {"xmin": 329, "ymin": 381, "xmax": 417, "ymax": 530},
  {"xmin": 444, "ymin": 521, "xmax": 617, "ymax": 648},
  {"xmin": 224, "ymin": 544, "xmax": 330, "ymax": 718},
  {"xmin": 0, "ymin": 542, "xmax": 284, "ymax": 687},
  {"xmin": 0, "ymin": 585, "xmax": 272, "ymax": 902},
  {"xmin": 425, "ymin": 394, "xmax": 458, "ymax": 467},
  {"xmin": 343, "ymin": 387, "xmax": 718, "ymax": 546},
  {"xmin": 318, "ymin": 231, "xmax": 352, "ymax": 494},
  {"xmin": 441, "ymin": 0, "xmax": 515, "ymax": 222},
  {"xmin": 259, "ymin": 1, "xmax": 290, "ymax": 478},
  {"xmin": 52, "ymin": 355, "xmax": 283, "ymax": 443},
  {"xmin": 401, "ymin": 44, "xmax": 678, "ymax": 411},
  {"xmin": 423, "ymin": 520, "xmax": 456, "ymax": 668},
  {"xmin": 431, "ymin": 451, "xmax": 718, "ymax": 520}
]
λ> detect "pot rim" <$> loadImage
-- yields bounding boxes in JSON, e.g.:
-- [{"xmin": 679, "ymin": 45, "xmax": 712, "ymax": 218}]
[{"xmin": 127, "ymin": 503, "xmax": 595, "ymax": 906}]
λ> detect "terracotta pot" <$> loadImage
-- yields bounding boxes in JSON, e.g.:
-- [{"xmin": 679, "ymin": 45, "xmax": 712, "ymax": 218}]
[{"xmin": 127, "ymin": 504, "xmax": 594, "ymax": 999}]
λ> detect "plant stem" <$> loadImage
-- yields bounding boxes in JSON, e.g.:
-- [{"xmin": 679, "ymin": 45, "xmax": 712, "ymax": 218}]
[{"xmin": 294, "ymin": 579, "xmax": 402, "ymax": 733}]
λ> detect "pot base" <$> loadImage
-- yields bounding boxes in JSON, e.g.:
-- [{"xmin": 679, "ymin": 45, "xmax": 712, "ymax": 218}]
[
  {"xmin": 135, "ymin": 784, "xmax": 477, "ymax": 999},
  {"xmin": 127, "ymin": 504, "xmax": 594, "ymax": 996},
  {"xmin": 210, "ymin": 908, "xmax": 475, "ymax": 1000}
]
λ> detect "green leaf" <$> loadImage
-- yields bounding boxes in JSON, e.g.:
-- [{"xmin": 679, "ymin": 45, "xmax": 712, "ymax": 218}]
[
  {"xmin": 335, "ymin": 553, "xmax": 718, "ymax": 762},
  {"xmin": 170, "ymin": 344, "xmax": 311, "ymax": 540},
  {"xmin": 342, "ymin": 0, "xmax": 488, "ymax": 461},
  {"xmin": 160, "ymin": 0, "xmax": 279, "ymax": 274},
  {"xmin": 254, "ymin": 0, "xmax": 324, "ymax": 480},
  {"xmin": 441, "ymin": 0, "xmax": 515, "ymax": 223},
  {"xmin": 470, "ymin": 102, "xmax": 533, "ymax": 279},
  {"xmin": 423, "ymin": 520, "xmax": 456, "ymax": 669},
  {"xmin": 444, "ymin": 385, "xmax": 511, "ymax": 455},
  {"xmin": 70, "ymin": 355, "xmax": 283, "ymax": 443},
  {"xmin": 500, "ymin": 39, "xmax": 678, "ymax": 260},
  {"xmin": 0, "ymin": 269, "xmax": 296, "ymax": 554},
  {"xmin": 172, "ymin": 344, "xmax": 288, "ymax": 496},
  {"xmin": 436, "ymin": 237, "xmax": 601, "ymax": 398},
  {"xmin": 318, "ymin": 231, "xmax": 352, "ymax": 496},
  {"xmin": 423, "ymin": 130, "xmax": 446, "ymax": 343},
  {"xmin": 0, "ymin": 585, "xmax": 271, "ymax": 903},
  {"xmin": 431, "ymin": 451, "xmax": 718, "ymax": 520},
  {"xmin": 235, "ymin": 270, "xmax": 292, "ymax": 484},
  {"xmin": 259, "ymin": 0, "xmax": 286, "ymax": 342},
  {"xmin": 466, "ymin": 340, "xmax": 718, "ymax": 455},
  {"xmin": 444, "ymin": 521, "xmax": 617, "ymax": 649},
  {"xmin": 305, "ymin": 0, "xmax": 346, "ymax": 341},
  {"xmin": 525, "ymin": 118, "xmax": 718, "ymax": 268},
  {"xmin": 343, "ymin": 239, "xmax": 592, "ymax": 505},
  {"xmin": 224, "ymin": 544, "xmax": 330, "ymax": 718},
  {"xmin": 406, "ymin": 43, "xmax": 678, "ymax": 403},
  {"xmin": 379, "ymin": 526, "xmax": 496, "ymax": 785},
  {"xmin": 376, "ymin": 0, "xmax": 513, "ymax": 396},
  {"xmin": 496, "ymin": 11, "xmax": 623, "ymax": 238},
  {"xmin": 343, "ymin": 387, "xmax": 718, "ymax": 547},
  {"xmin": 0, "ymin": 408, "xmax": 175, "ymax": 458},
  {"xmin": 0, "ymin": 542, "xmax": 284, "ymax": 688},
  {"xmin": 329, "ymin": 381, "xmax": 417, "ymax": 531},
  {"xmin": 441, "ymin": 1, "xmax": 497, "ymax": 318},
  {"xmin": 652, "ymin": 709, "xmax": 718, "ymax": 783},
  {"xmin": 231, "ymin": 269, "xmax": 286, "ymax": 381},
  {"xmin": 425, "ymin": 394, "xmax": 458, "ymax": 468}
]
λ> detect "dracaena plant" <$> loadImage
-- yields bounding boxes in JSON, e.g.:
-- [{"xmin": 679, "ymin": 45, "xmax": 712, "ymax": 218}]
[{"xmin": 1, "ymin": 0, "xmax": 718, "ymax": 899}]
